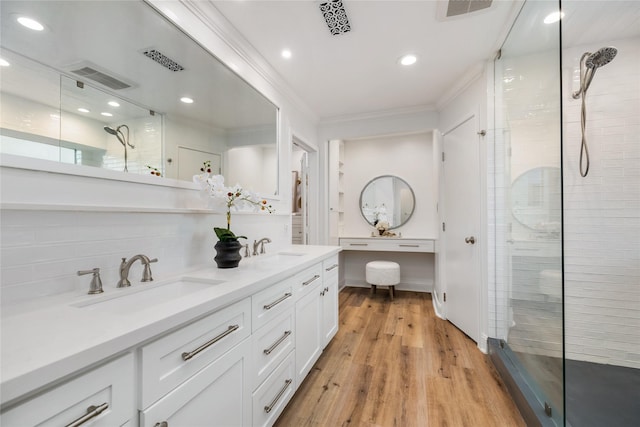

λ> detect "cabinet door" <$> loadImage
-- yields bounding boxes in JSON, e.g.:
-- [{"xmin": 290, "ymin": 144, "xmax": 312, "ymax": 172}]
[
  {"xmin": 140, "ymin": 339, "xmax": 251, "ymax": 427},
  {"xmin": 0, "ymin": 353, "xmax": 134, "ymax": 427},
  {"xmin": 321, "ymin": 279, "xmax": 339, "ymax": 348},
  {"xmin": 294, "ymin": 280, "xmax": 322, "ymax": 384}
]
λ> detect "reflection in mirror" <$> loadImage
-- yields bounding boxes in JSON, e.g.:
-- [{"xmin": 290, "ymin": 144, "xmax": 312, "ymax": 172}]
[
  {"xmin": 511, "ymin": 167, "xmax": 561, "ymax": 233},
  {"xmin": 360, "ymin": 175, "xmax": 415, "ymax": 229},
  {"xmin": 0, "ymin": 0, "xmax": 278, "ymax": 195}
]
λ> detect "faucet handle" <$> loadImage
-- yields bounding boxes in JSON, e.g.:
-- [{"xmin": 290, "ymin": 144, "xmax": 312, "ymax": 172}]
[
  {"xmin": 243, "ymin": 244, "xmax": 250, "ymax": 258},
  {"xmin": 77, "ymin": 268, "xmax": 104, "ymax": 295},
  {"xmin": 141, "ymin": 257, "xmax": 157, "ymax": 282}
]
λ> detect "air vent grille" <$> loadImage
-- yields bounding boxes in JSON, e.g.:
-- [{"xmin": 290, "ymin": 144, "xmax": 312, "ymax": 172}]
[
  {"xmin": 319, "ymin": 0, "xmax": 351, "ymax": 36},
  {"xmin": 447, "ymin": 0, "xmax": 493, "ymax": 17},
  {"xmin": 71, "ymin": 66, "xmax": 131, "ymax": 90},
  {"xmin": 143, "ymin": 49, "xmax": 184, "ymax": 72}
]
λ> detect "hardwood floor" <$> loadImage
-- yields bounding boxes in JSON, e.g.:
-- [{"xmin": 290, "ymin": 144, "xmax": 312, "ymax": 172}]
[{"xmin": 275, "ymin": 287, "xmax": 525, "ymax": 427}]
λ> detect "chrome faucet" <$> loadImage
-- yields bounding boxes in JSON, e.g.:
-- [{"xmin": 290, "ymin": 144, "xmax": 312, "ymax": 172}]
[
  {"xmin": 117, "ymin": 254, "xmax": 157, "ymax": 288},
  {"xmin": 253, "ymin": 238, "xmax": 272, "ymax": 256}
]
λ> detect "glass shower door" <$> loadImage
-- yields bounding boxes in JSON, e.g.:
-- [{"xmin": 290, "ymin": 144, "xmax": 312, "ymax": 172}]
[{"xmin": 493, "ymin": 0, "xmax": 564, "ymax": 424}]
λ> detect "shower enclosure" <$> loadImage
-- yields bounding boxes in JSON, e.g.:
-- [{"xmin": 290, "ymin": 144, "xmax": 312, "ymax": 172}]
[{"xmin": 490, "ymin": 1, "xmax": 640, "ymax": 426}]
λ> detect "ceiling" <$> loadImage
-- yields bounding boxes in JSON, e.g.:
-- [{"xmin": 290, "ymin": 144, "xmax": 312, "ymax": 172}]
[{"xmin": 210, "ymin": 0, "xmax": 519, "ymax": 120}]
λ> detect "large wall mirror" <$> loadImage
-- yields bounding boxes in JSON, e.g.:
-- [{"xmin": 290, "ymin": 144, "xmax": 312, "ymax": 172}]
[
  {"xmin": 360, "ymin": 175, "xmax": 415, "ymax": 229},
  {"xmin": 0, "ymin": 0, "xmax": 279, "ymax": 195},
  {"xmin": 511, "ymin": 167, "xmax": 561, "ymax": 233}
]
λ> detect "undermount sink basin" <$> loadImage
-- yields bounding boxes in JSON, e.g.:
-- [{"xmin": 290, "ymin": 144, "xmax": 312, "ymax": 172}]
[{"xmin": 71, "ymin": 278, "xmax": 226, "ymax": 313}]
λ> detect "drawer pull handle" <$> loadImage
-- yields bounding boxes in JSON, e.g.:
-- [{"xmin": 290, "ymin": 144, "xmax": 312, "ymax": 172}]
[
  {"xmin": 264, "ymin": 379, "xmax": 293, "ymax": 413},
  {"xmin": 154, "ymin": 423, "xmax": 169, "ymax": 427},
  {"xmin": 263, "ymin": 330, "xmax": 292, "ymax": 355},
  {"xmin": 399, "ymin": 244, "xmax": 420, "ymax": 247},
  {"xmin": 181, "ymin": 324, "xmax": 239, "ymax": 361},
  {"xmin": 302, "ymin": 274, "xmax": 320, "ymax": 286},
  {"xmin": 263, "ymin": 292, "xmax": 292, "ymax": 310},
  {"xmin": 325, "ymin": 263, "xmax": 339, "ymax": 271},
  {"xmin": 65, "ymin": 402, "xmax": 109, "ymax": 427},
  {"xmin": 349, "ymin": 243, "xmax": 368, "ymax": 246}
]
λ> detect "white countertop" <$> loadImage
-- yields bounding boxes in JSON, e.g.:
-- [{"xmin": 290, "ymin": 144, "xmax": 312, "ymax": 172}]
[{"xmin": 0, "ymin": 245, "xmax": 340, "ymax": 406}]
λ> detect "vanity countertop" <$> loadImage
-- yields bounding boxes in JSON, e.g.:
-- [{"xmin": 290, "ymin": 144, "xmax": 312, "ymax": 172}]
[{"xmin": 0, "ymin": 245, "xmax": 341, "ymax": 406}]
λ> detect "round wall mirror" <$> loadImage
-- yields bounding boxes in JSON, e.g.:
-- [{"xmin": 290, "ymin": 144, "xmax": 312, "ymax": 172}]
[
  {"xmin": 359, "ymin": 175, "xmax": 415, "ymax": 229},
  {"xmin": 511, "ymin": 167, "xmax": 561, "ymax": 232}
]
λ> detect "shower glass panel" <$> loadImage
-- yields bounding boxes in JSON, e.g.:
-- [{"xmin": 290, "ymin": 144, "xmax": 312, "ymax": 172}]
[{"xmin": 494, "ymin": 0, "xmax": 563, "ymax": 424}]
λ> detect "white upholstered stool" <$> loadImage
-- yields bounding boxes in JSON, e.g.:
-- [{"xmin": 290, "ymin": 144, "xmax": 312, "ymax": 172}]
[{"xmin": 366, "ymin": 261, "xmax": 400, "ymax": 301}]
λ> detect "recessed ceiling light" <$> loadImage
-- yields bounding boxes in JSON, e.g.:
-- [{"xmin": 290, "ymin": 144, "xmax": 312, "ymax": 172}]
[
  {"xmin": 281, "ymin": 49, "xmax": 292, "ymax": 59},
  {"xmin": 399, "ymin": 54, "xmax": 417, "ymax": 66},
  {"xmin": 0, "ymin": 58, "xmax": 10, "ymax": 67},
  {"xmin": 101, "ymin": 112, "xmax": 113, "ymax": 117},
  {"xmin": 544, "ymin": 11, "xmax": 564, "ymax": 24},
  {"xmin": 17, "ymin": 16, "xmax": 44, "ymax": 31},
  {"xmin": 77, "ymin": 108, "xmax": 90, "ymax": 113},
  {"xmin": 180, "ymin": 97, "xmax": 194, "ymax": 104},
  {"xmin": 108, "ymin": 101, "xmax": 120, "ymax": 107}
]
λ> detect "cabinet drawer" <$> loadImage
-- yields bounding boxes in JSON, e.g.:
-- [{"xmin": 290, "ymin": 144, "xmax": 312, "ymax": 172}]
[
  {"xmin": 252, "ymin": 308, "xmax": 294, "ymax": 389},
  {"xmin": 140, "ymin": 297, "xmax": 251, "ymax": 408},
  {"xmin": 292, "ymin": 263, "xmax": 323, "ymax": 297},
  {"xmin": 322, "ymin": 255, "xmax": 339, "ymax": 281},
  {"xmin": 252, "ymin": 351, "xmax": 296, "ymax": 427},
  {"xmin": 1, "ymin": 353, "xmax": 134, "ymax": 427},
  {"xmin": 252, "ymin": 278, "xmax": 294, "ymax": 332},
  {"xmin": 141, "ymin": 339, "xmax": 252, "ymax": 427}
]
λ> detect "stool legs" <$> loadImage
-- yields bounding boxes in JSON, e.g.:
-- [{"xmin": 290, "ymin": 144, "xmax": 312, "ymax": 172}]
[
  {"xmin": 369, "ymin": 284, "xmax": 396, "ymax": 300},
  {"xmin": 370, "ymin": 284, "xmax": 377, "ymax": 296},
  {"xmin": 389, "ymin": 285, "xmax": 395, "ymax": 301}
]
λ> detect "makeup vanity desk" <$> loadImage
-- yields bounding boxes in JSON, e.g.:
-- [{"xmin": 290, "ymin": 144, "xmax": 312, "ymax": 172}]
[
  {"xmin": 339, "ymin": 237, "xmax": 436, "ymax": 253},
  {"xmin": 338, "ymin": 237, "xmax": 437, "ymax": 292}
]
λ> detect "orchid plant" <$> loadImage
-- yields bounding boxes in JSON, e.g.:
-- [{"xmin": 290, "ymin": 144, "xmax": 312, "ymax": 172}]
[{"xmin": 194, "ymin": 166, "xmax": 274, "ymax": 242}]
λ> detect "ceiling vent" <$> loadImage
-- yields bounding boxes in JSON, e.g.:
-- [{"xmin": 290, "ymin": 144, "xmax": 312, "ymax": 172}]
[
  {"xmin": 445, "ymin": 0, "xmax": 493, "ymax": 18},
  {"xmin": 319, "ymin": 0, "xmax": 351, "ymax": 36},
  {"xmin": 70, "ymin": 63, "xmax": 133, "ymax": 90},
  {"xmin": 143, "ymin": 49, "xmax": 185, "ymax": 72}
]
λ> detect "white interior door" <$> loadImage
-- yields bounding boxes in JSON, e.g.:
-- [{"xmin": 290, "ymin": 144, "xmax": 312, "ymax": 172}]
[{"xmin": 443, "ymin": 115, "xmax": 480, "ymax": 342}]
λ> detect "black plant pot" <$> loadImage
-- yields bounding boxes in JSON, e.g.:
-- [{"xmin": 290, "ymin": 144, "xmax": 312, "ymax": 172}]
[{"xmin": 214, "ymin": 240, "xmax": 242, "ymax": 268}]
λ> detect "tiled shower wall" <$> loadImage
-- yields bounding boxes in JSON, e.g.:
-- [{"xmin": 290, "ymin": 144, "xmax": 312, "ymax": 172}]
[{"xmin": 563, "ymin": 37, "xmax": 640, "ymax": 368}]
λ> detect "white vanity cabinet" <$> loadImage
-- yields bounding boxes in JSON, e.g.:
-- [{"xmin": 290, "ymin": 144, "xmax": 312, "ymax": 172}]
[
  {"xmin": 0, "ymin": 353, "xmax": 134, "ymax": 427},
  {"xmin": 293, "ymin": 264, "xmax": 324, "ymax": 384},
  {"xmin": 321, "ymin": 255, "xmax": 340, "ymax": 348}
]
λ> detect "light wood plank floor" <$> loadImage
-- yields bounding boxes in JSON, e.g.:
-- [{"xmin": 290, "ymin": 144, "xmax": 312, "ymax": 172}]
[{"xmin": 275, "ymin": 287, "xmax": 525, "ymax": 427}]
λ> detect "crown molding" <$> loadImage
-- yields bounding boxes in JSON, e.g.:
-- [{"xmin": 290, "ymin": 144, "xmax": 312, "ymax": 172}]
[
  {"xmin": 435, "ymin": 62, "xmax": 485, "ymax": 111},
  {"xmin": 178, "ymin": 0, "xmax": 319, "ymax": 124},
  {"xmin": 319, "ymin": 103, "xmax": 437, "ymax": 126}
]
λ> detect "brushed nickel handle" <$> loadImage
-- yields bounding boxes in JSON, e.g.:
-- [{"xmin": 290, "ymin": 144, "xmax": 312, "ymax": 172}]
[
  {"xmin": 302, "ymin": 274, "xmax": 320, "ymax": 286},
  {"xmin": 263, "ymin": 293, "xmax": 292, "ymax": 310},
  {"xmin": 181, "ymin": 324, "xmax": 239, "ymax": 361},
  {"xmin": 65, "ymin": 402, "xmax": 108, "ymax": 427},
  {"xmin": 349, "ymin": 243, "xmax": 368, "ymax": 246},
  {"xmin": 399, "ymin": 244, "xmax": 420, "ymax": 247},
  {"xmin": 264, "ymin": 379, "xmax": 292, "ymax": 413},
  {"xmin": 263, "ymin": 330, "xmax": 292, "ymax": 355},
  {"xmin": 154, "ymin": 423, "xmax": 168, "ymax": 427},
  {"xmin": 465, "ymin": 236, "xmax": 476, "ymax": 244},
  {"xmin": 325, "ymin": 263, "xmax": 339, "ymax": 271}
]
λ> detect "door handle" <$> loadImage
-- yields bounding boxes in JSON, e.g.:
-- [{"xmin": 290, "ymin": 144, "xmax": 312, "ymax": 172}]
[{"xmin": 465, "ymin": 236, "xmax": 476, "ymax": 244}]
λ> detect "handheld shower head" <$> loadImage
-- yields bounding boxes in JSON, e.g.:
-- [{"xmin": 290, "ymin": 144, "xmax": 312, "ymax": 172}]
[
  {"xmin": 103, "ymin": 126, "xmax": 118, "ymax": 136},
  {"xmin": 585, "ymin": 46, "xmax": 617, "ymax": 69}
]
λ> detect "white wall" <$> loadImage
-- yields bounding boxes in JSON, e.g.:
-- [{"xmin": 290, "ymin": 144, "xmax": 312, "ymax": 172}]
[
  {"xmin": 342, "ymin": 132, "xmax": 437, "ymax": 238},
  {"xmin": 562, "ymin": 37, "xmax": 640, "ymax": 369}
]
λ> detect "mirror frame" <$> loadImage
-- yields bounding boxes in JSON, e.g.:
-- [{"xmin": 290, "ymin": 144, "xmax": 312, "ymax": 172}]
[{"xmin": 359, "ymin": 174, "xmax": 416, "ymax": 230}]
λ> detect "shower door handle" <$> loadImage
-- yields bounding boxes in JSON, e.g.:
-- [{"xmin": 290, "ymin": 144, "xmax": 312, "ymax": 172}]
[{"xmin": 465, "ymin": 236, "xmax": 476, "ymax": 244}]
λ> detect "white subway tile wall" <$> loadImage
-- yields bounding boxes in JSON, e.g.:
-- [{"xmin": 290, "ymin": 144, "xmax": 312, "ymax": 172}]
[
  {"xmin": 0, "ymin": 209, "xmax": 289, "ymax": 305},
  {"xmin": 563, "ymin": 37, "xmax": 640, "ymax": 368}
]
